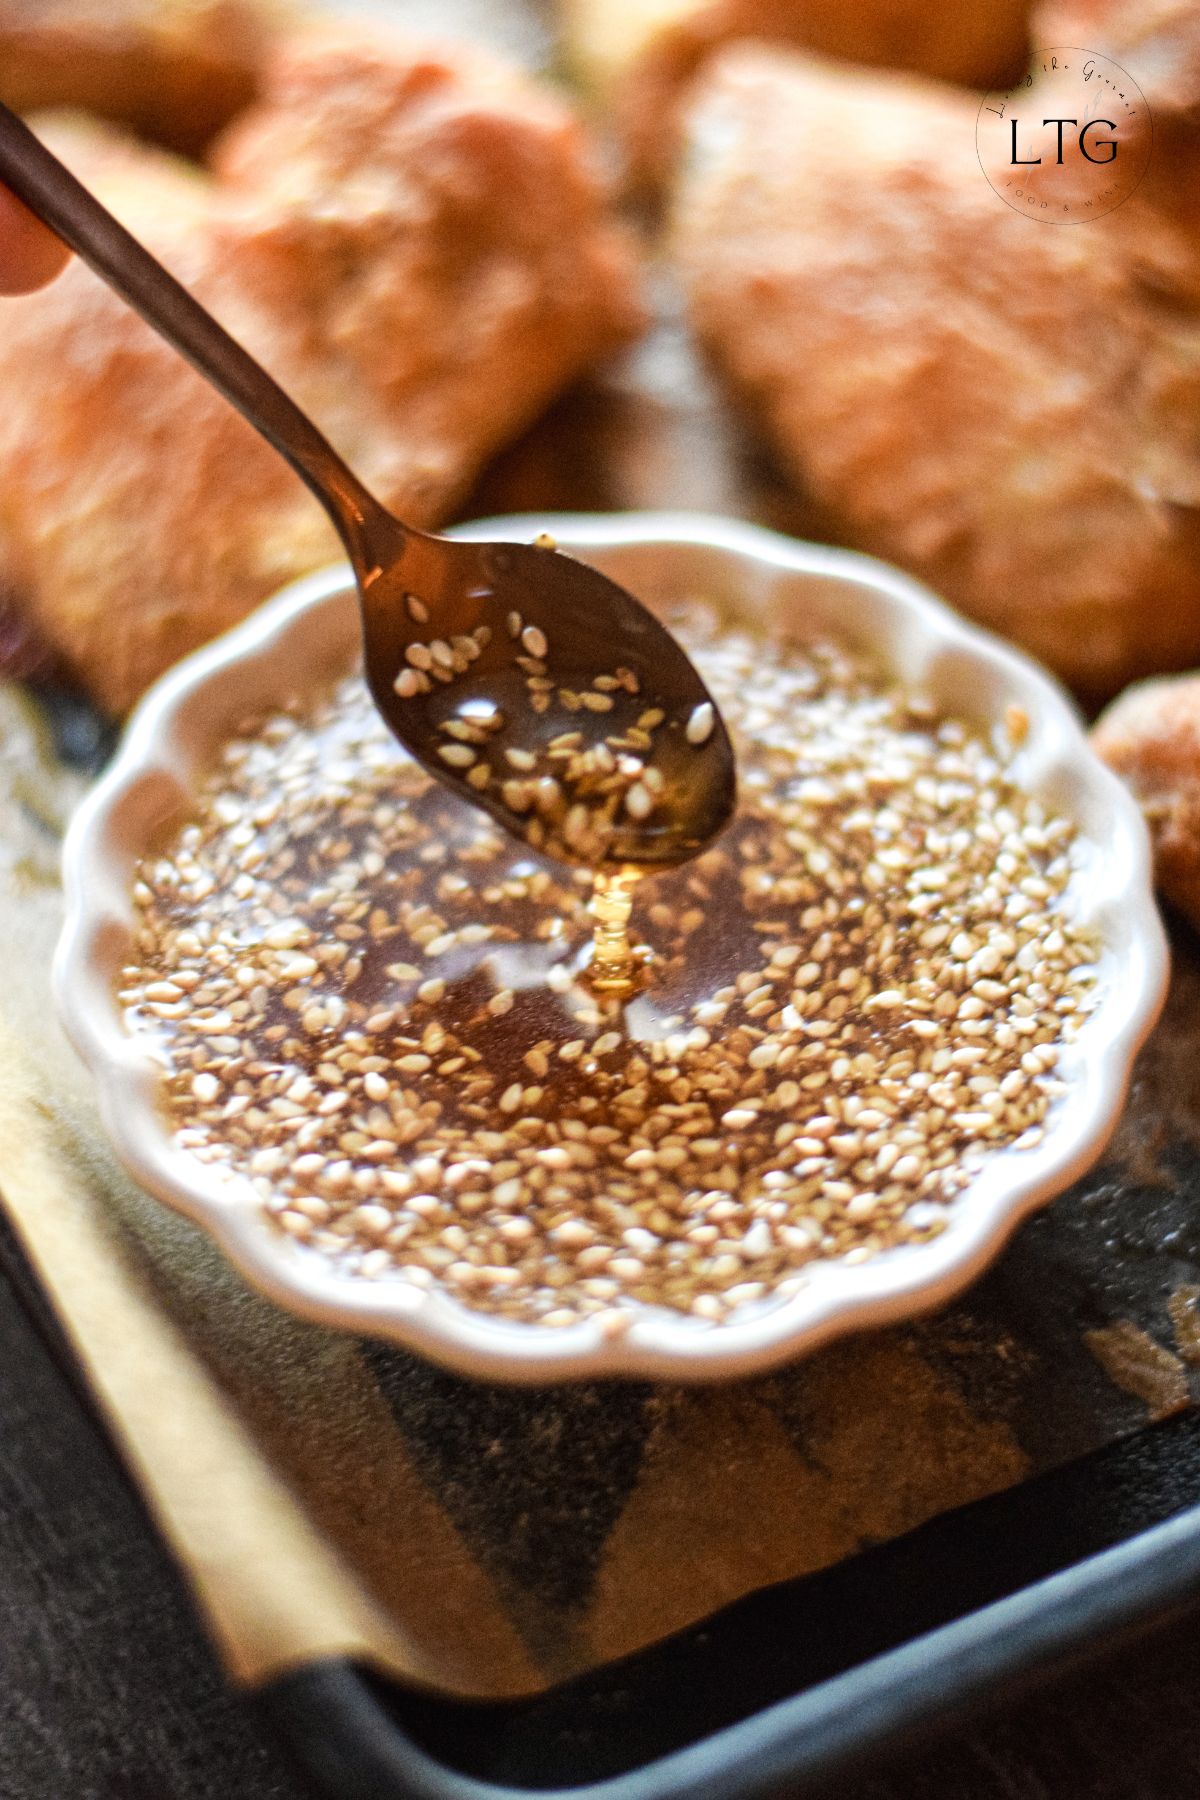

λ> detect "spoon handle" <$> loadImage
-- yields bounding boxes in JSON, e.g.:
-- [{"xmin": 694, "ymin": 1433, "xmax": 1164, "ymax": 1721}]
[{"xmin": 0, "ymin": 103, "xmax": 400, "ymax": 565}]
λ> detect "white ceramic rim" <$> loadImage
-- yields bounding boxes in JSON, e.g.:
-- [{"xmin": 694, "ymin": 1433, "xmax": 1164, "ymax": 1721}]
[{"xmin": 54, "ymin": 513, "xmax": 1169, "ymax": 1382}]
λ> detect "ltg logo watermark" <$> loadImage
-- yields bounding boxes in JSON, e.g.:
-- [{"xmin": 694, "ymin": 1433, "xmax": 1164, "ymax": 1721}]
[{"xmin": 977, "ymin": 49, "xmax": 1152, "ymax": 221}]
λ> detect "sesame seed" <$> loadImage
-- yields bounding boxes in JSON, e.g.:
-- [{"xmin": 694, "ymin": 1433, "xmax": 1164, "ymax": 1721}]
[{"xmin": 686, "ymin": 702, "xmax": 715, "ymax": 745}]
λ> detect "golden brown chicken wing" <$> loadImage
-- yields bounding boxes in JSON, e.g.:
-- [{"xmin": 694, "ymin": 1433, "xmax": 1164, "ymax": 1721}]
[
  {"xmin": 0, "ymin": 26, "xmax": 643, "ymax": 715},
  {"xmin": 1094, "ymin": 674, "xmax": 1200, "ymax": 926},
  {"xmin": 562, "ymin": 0, "xmax": 1032, "ymax": 184},
  {"xmin": 670, "ymin": 46, "xmax": 1200, "ymax": 698},
  {"xmin": 0, "ymin": 0, "xmax": 290, "ymax": 154}
]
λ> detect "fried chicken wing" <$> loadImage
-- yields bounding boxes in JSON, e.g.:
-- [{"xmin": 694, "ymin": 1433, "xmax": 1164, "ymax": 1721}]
[
  {"xmin": 1094, "ymin": 674, "xmax": 1200, "ymax": 926},
  {"xmin": 562, "ymin": 0, "xmax": 1031, "ymax": 184},
  {"xmin": 0, "ymin": 27, "xmax": 643, "ymax": 715},
  {"xmin": 0, "ymin": 0, "xmax": 290, "ymax": 154},
  {"xmin": 670, "ymin": 46, "xmax": 1200, "ymax": 698}
]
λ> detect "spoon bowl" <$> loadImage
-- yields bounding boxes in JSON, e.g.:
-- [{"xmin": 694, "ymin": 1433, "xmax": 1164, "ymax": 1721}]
[{"xmin": 360, "ymin": 516, "xmax": 735, "ymax": 867}]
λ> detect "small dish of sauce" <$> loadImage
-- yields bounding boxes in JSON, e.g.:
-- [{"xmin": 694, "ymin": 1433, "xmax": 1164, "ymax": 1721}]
[{"xmin": 120, "ymin": 600, "xmax": 1097, "ymax": 1335}]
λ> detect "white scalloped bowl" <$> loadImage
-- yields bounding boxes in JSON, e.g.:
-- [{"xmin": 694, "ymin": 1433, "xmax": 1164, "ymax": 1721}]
[{"xmin": 54, "ymin": 514, "xmax": 1168, "ymax": 1382}]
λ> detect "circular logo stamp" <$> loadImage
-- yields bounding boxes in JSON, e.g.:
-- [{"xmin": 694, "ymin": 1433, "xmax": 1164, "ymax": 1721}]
[{"xmin": 977, "ymin": 48, "xmax": 1152, "ymax": 222}]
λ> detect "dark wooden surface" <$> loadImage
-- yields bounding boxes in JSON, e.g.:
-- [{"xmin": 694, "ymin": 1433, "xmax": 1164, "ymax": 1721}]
[{"xmin": 2, "ymin": 1260, "xmax": 1200, "ymax": 1800}]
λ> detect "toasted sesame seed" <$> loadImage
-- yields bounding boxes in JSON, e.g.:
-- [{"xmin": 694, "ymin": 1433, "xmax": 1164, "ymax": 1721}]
[
  {"xmin": 686, "ymin": 702, "xmax": 715, "ymax": 745},
  {"xmin": 502, "ymin": 780, "xmax": 532, "ymax": 813},
  {"xmin": 1006, "ymin": 703, "xmax": 1030, "ymax": 745}
]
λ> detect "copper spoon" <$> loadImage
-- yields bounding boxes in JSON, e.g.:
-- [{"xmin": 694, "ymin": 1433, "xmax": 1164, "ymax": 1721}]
[{"xmin": 0, "ymin": 104, "xmax": 735, "ymax": 870}]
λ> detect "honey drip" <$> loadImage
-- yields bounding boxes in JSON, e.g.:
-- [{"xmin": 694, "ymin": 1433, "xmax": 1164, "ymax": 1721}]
[{"xmin": 588, "ymin": 868, "xmax": 642, "ymax": 993}]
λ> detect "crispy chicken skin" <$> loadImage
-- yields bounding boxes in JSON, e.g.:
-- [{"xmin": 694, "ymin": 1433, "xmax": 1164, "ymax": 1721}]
[
  {"xmin": 562, "ymin": 0, "xmax": 1032, "ymax": 184},
  {"xmin": 670, "ymin": 47, "xmax": 1200, "ymax": 699},
  {"xmin": 1094, "ymin": 676, "xmax": 1200, "ymax": 927},
  {"xmin": 0, "ymin": 0, "xmax": 289, "ymax": 154},
  {"xmin": 0, "ymin": 29, "xmax": 643, "ymax": 716}
]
